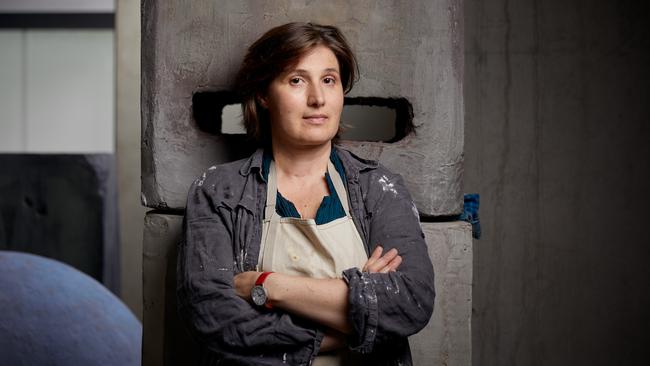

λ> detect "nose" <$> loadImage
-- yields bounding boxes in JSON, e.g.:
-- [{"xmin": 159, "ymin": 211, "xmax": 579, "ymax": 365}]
[{"xmin": 307, "ymin": 84, "xmax": 325, "ymax": 107}]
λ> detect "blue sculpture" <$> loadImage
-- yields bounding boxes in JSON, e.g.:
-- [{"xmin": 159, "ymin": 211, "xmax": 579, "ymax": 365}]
[{"xmin": 0, "ymin": 251, "xmax": 141, "ymax": 365}]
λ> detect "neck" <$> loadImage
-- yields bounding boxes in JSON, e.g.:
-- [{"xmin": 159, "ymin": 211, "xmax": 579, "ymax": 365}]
[{"xmin": 271, "ymin": 142, "xmax": 332, "ymax": 178}]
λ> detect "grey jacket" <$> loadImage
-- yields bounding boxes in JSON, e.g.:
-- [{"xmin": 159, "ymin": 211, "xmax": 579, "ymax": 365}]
[{"xmin": 178, "ymin": 146, "xmax": 435, "ymax": 366}]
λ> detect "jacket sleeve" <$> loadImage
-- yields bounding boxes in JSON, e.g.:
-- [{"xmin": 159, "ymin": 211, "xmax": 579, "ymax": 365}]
[
  {"xmin": 342, "ymin": 170, "xmax": 435, "ymax": 353},
  {"xmin": 177, "ymin": 178, "xmax": 323, "ymax": 365}
]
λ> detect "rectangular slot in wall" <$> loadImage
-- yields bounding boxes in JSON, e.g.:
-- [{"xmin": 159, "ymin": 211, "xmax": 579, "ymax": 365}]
[{"xmin": 193, "ymin": 91, "xmax": 413, "ymax": 143}]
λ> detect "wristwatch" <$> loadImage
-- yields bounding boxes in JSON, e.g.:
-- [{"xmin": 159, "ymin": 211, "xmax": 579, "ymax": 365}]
[{"xmin": 251, "ymin": 271, "xmax": 274, "ymax": 309}]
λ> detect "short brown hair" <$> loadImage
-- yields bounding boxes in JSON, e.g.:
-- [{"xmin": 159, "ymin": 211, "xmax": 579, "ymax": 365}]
[{"xmin": 234, "ymin": 22, "xmax": 358, "ymax": 146}]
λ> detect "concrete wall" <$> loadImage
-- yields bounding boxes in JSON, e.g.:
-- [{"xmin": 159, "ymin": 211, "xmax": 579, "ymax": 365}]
[
  {"xmin": 116, "ymin": 0, "xmax": 146, "ymax": 320},
  {"xmin": 465, "ymin": 0, "xmax": 650, "ymax": 364}
]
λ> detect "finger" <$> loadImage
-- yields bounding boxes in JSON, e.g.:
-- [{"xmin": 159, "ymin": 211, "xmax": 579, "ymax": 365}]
[
  {"xmin": 387, "ymin": 255, "xmax": 402, "ymax": 271},
  {"xmin": 379, "ymin": 255, "xmax": 401, "ymax": 273},
  {"xmin": 377, "ymin": 255, "xmax": 402, "ymax": 273},
  {"xmin": 367, "ymin": 248, "xmax": 399, "ymax": 273},
  {"xmin": 363, "ymin": 246, "xmax": 383, "ymax": 271},
  {"xmin": 370, "ymin": 246, "xmax": 383, "ymax": 260},
  {"xmin": 367, "ymin": 249, "xmax": 396, "ymax": 272},
  {"xmin": 375, "ymin": 248, "xmax": 398, "ymax": 268},
  {"xmin": 383, "ymin": 248, "xmax": 399, "ymax": 260}
]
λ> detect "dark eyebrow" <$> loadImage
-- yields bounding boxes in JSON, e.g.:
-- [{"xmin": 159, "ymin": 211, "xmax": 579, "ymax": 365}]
[{"xmin": 292, "ymin": 68, "xmax": 340, "ymax": 75}]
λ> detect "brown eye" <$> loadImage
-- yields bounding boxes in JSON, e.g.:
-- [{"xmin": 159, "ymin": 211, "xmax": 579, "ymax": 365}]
[
  {"xmin": 289, "ymin": 77, "xmax": 303, "ymax": 85},
  {"xmin": 323, "ymin": 77, "xmax": 336, "ymax": 85}
]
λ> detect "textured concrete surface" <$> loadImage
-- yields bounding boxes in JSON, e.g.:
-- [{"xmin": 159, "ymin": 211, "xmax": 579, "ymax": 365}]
[
  {"xmin": 142, "ymin": 213, "xmax": 471, "ymax": 365},
  {"xmin": 465, "ymin": 0, "xmax": 650, "ymax": 364},
  {"xmin": 410, "ymin": 221, "xmax": 473, "ymax": 366},
  {"xmin": 0, "ymin": 251, "xmax": 141, "ymax": 366},
  {"xmin": 141, "ymin": 0, "xmax": 464, "ymax": 216},
  {"xmin": 0, "ymin": 153, "xmax": 119, "ymax": 292},
  {"xmin": 143, "ymin": 213, "xmax": 200, "ymax": 366}
]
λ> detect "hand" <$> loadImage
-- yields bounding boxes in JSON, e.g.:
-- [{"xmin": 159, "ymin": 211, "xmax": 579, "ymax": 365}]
[
  {"xmin": 362, "ymin": 246, "xmax": 402, "ymax": 273},
  {"xmin": 233, "ymin": 271, "xmax": 263, "ymax": 301}
]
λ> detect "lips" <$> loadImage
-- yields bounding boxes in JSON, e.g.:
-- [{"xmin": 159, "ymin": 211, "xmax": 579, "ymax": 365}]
[{"xmin": 303, "ymin": 114, "xmax": 328, "ymax": 124}]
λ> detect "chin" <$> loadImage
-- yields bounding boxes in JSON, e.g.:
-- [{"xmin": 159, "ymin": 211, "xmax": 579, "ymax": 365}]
[
  {"xmin": 287, "ymin": 128, "xmax": 334, "ymax": 145},
  {"xmin": 306, "ymin": 132, "xmax": 338, "ymax": 145},
  {"xmin": 295, "ymin": 138, "xmax": 333, "ymax": 148}
]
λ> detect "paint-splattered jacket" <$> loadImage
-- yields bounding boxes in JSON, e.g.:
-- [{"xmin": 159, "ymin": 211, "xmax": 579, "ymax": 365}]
[{"xmin": 178, "ymin": 146, "xmax": 435, "ymax": 365}]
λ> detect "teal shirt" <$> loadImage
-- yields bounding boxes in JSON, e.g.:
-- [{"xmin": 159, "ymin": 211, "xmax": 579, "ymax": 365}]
[{"xmin": 262, "ymin": 149, "xmax": 346, "ymax": 224}]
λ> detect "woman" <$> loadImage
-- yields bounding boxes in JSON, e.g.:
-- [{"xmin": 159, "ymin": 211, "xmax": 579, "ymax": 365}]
[{"xmin": 178, "ymin": 22, "xmax": 435, "ymax": 366}]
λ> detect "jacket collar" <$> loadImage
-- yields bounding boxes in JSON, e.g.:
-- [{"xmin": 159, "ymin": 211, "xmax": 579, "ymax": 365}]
[
  {"xmin": 333, "ymin": 145, "xmax": 378, "ymax": 181},
  {"xmin": 239, "ymin": 148, "xmax": 265, "ymax": 177},
  {"xmin": 238, "ymin": 145, "xmax": 378, "ymax": 179}
]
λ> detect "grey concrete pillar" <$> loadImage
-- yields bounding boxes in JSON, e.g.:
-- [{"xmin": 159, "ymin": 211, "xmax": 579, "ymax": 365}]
[
  {"xmin": 141, "ymin": 0, "xmax": 464, "ymax": 216},
  {"xmin": 141, "ymin": 1, "xmax": 469, "ymax": 364},
  {"xmin": 410, "ymin": 222, "xmax": 472, "ymax": 366},
  {"xmin": 142, "ymin": 213, "xmax": 200, "ymax": 366}
]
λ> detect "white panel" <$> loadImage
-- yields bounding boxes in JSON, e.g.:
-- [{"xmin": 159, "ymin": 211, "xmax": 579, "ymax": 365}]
[
  {"xmin": 25, "ymin": 30, "xmax": 114, "ymax": 153},
  {"xmin": 221, "ymin": 104, "xmax": 245, "ymax": 134},
  {"xmin": 0, "ymin": 0, "xmax": 114, "ymax": 13},
  {"xmin": 0, "ymin": 30, "xmax": 25, "ymax": 152}
]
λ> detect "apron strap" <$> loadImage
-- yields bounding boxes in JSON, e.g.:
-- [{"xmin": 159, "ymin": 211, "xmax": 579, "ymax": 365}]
[
  {"xmin": 327, "ymin": 161, "xmax": 351, "ymax": 216},
  {"xmin": 265, "ymin": 162, "xmax": 278, "ymax": 220}
]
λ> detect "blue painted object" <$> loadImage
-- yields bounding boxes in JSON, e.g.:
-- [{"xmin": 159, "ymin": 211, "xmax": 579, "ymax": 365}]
[
  {"xmin": 459, "ymin": 193, "xmax": 481, "ymax": 239},
  {"xmin": 0, "ymin": 251, "xmax": 141, "ymax": 366}
]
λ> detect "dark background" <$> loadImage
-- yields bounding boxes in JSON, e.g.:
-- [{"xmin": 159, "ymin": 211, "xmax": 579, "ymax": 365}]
[{"xmin": 464, "ymin": 0, "xmax": 649, "ymax": 364}]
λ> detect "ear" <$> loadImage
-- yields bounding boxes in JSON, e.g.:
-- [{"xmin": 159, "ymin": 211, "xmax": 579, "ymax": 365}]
[{"xmin": 257, "ymin": 94, "xmax": 269, "ymax": 109}]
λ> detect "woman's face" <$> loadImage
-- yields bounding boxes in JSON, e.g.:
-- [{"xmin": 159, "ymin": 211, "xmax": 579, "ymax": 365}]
[{"xmin": 261, "ymin": 45, "xmax": 344, "ymax": 149}]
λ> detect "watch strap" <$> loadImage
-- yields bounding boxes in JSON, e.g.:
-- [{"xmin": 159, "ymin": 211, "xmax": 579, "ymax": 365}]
[{"xmin": 255, "ymin": 271, "xmax": 274, "ymax": 286}]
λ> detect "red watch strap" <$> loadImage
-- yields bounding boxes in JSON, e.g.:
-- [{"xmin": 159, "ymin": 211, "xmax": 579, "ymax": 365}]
[{"xmin": 255, "ymin": 271, "xmax": 274, "ymax": 286}]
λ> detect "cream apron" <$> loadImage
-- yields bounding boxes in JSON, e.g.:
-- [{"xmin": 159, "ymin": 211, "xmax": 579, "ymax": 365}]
[{"xmin": 258, "ymin": 160, "xmax": 368, "ymax": 365}]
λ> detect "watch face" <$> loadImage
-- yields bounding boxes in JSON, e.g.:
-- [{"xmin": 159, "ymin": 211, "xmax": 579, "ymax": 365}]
[{"xmin": 251, "ymin": 285, "xmax": 267, "ymax": 306}]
